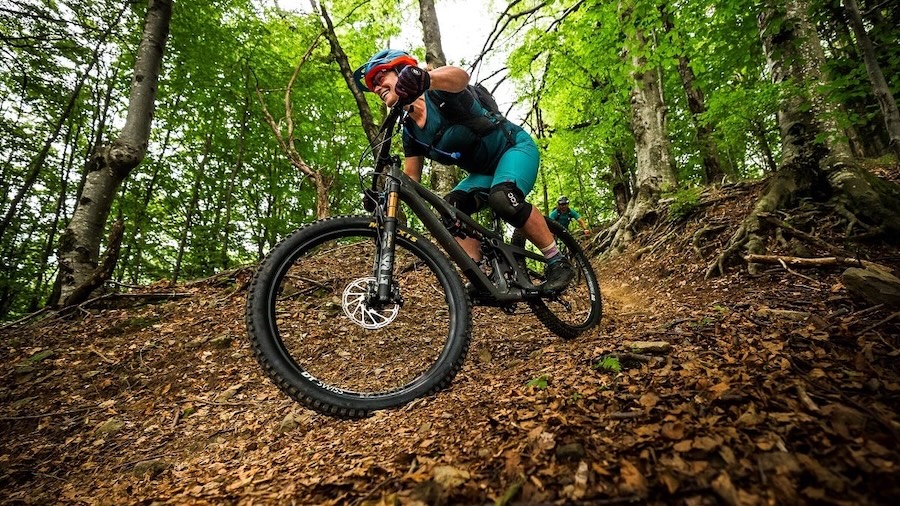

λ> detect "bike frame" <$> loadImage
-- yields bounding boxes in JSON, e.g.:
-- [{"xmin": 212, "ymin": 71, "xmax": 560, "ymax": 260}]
[{"xmin": 368, "ymin": 108, "xmax": 546, "ymax": 306}]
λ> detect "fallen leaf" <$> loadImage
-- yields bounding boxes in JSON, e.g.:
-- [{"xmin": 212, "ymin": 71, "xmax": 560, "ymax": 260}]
[
  {"xmin": 618, "ymin": 458, "xmax": 647, "ymax": 496},
  {"xmin": 661, "ymin": 421, "xmax": 684, "ymax": 440},
  {"xmin": 712, "ymin": 472, "xmax": 740, "ymax": 506}
]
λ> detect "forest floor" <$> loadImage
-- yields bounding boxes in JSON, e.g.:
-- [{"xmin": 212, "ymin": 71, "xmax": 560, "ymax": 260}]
[{"xmin": 1, "ymin": 176, "xmax": 899, "ymax": 505}]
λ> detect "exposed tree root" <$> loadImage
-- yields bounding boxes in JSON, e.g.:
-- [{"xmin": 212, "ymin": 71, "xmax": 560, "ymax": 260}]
[
  {"xmin": 706, "ymin": 157, "xmax": 900, "ymax": 278},
  {"xmin": 595, "ymin": 187, "xmax": 662, "ymax": 258},
  {"xmin": 692, "ymin": 224, "xmax": 728, "ymax": 258}
]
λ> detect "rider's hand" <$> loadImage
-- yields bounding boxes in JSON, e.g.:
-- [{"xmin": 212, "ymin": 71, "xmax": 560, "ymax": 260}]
[
  {"xmin": 583, "ymin": 229, "xmax": 590, "ymax": 236},
  {"xmin": 395, "ymin": 66, "xmax": 431, "ymax": 105}
]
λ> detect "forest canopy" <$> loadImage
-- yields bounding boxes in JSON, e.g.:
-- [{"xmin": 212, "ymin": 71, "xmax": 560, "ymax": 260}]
[{"xmin": 1, "ymin": 0, "xmax": 897, "ymax": 320}]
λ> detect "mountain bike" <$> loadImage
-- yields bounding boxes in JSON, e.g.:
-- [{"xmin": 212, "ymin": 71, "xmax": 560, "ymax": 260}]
[{"xmin": 245, "ymin": 106, "xmax": 602, "ymax": 418}]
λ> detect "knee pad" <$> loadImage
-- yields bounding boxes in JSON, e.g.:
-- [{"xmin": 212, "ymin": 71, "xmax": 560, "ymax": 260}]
[
  {"xmin": 488, "ymin": 182, "xmax": 532, "ymax": 228},
  {"xmin": 444, "ymin": 190, "xmax": 483, "ymax": 216}
]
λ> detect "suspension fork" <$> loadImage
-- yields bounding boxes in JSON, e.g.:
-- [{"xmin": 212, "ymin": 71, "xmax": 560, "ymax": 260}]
[{"xmin": 372, "ymin": 175, "xmax": 402, "ymax": 305}]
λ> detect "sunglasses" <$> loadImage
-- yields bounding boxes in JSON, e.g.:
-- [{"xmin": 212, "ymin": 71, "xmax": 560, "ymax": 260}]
[{"xmin": 372, "ymin": 69, "xmax": 392, "ymax": 89}]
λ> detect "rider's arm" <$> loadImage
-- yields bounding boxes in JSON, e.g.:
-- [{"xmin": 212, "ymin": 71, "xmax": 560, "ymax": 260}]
[
  {"xmin": 404, "ymin": 156, "xmax": 425, "ymax": 182},
  {"xmin": 427, "ymin": 66, "xmax": 469, "ymax": 93},
  {"xmin": 578, "ymin": 217, "xmax": 590, "ymax": 234}
]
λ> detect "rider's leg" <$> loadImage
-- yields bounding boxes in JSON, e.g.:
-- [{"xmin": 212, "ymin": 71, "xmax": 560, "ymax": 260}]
[
  {"xmin": 489, "ymin": 131, "xmax": 574, "ymax": 291},
  {"xmin": 445, "ymin": 182, "xmax": 490, "ymax": 262}
]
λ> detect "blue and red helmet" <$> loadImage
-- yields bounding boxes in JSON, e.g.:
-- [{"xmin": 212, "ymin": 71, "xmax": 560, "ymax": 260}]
[{"xmin": 353, "ymin": 49, "xmax": 418, "ymax": 92}]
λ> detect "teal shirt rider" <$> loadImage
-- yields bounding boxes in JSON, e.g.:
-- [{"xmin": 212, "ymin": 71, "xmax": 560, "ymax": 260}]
[
  {"xmin": 402, "ymin": 90, "xmax": 525, "ymax": 175},
  {"xmin": 550, "ymin": 207, "xmax": 582, "ymax": 228}
]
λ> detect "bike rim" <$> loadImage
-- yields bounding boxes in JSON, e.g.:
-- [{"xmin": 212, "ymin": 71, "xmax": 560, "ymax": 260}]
[{"xmin": 264, "ymin": 224, "xmax": 463, "ymax": 403}]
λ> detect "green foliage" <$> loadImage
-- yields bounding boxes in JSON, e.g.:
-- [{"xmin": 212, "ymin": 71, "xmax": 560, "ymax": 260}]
[
  {"xmin": 526, "ymin": 375, "xmax": 550, "ymax": 389},
  {"xmin": 666, "ymin": 186, "xmax": 703, "ymax": 222},
  {"xmin": 593, "ymin": 355, "xmax": 621, "ymax": 373}
]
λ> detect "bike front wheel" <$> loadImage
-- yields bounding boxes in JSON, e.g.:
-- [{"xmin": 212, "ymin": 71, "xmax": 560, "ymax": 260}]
[
  {"xmin": 512, "ymin": 218, "xmax": 602, "ymax": 339},
  {"xmin": 246, "ymin": 216, "xmax": 471, "ymax": 418}
]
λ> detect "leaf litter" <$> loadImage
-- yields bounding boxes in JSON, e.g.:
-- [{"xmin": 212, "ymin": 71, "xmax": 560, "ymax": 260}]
[{"xmin": 1, "ymin": 182, "xmax": 899, "ymax": 505}]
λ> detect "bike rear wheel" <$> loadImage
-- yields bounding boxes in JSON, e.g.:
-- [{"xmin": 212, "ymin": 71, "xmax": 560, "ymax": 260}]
[
  {"xmin": 246, "ymin": 216, "xmax": 471, "ymax": 418},
  {"xmin": 512, "ymin": 218, "xmax": 602, "ymax": 339}
]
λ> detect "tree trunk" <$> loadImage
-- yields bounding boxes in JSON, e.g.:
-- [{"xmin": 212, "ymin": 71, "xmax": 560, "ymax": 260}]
[
  {"xmin": 312, "ymin": 0, "xmax": 380, "ymax": 146},
  {"xmin": 843, "ymin": 0, "xmax": 900, "ymax": 158},
  {"xmin": 599, "ymin": 12, "xmax": 678, "ymax": 255},
  {"xmin": 418, "ymin": 0, "xmax": 460, "ymax": 195},
  {"xmin": 0, "ymin": 56, "xmax": 92, "ymax": 243},
  {"xmin": 257, "ymin": 7, "xmax": 337, "ymax": 220},
  {"xmin": 661, "ymin": 8, "xmax": 726, "ymax": 185},
  {"xmin": 220, "ymin": 88, "xmax": 249, "ymax": 270},
  {"xmin": 611, "ymin": 150, "xmax": 632, "ymax": 216},
  {"xmin": 116, "ymin": 94, "xmax": 180, "ymax": 284},
  {"xmin": 751, "ymin": 118, "xmax": 779, "ymax": 173},
  {"xmin": 54, "ymin": 0, "xmax": 172, "ymax": 307},
  {"xmin": 172, "ymin": 135, "xmax": 209, "ymax": 286},
  {"xmin": 419, "ymin": 0, "xmax": 446, "ymax": 67},
  {"xmin": 31, "ymin": 118, "xmax": 77, "ymax": 311},
  {"xmin": 0, "ymin": 4, "xmax": 126, "ymax": 243}
]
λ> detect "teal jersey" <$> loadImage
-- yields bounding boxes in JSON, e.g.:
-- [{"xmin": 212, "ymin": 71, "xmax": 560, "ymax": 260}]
[
  {"xmin": 550, "ymin": 208, "xmax": 581, "ymax": 228},
  {"xmin": 402, "ymin": 89, "xmax": 523, "ymax": 175}
]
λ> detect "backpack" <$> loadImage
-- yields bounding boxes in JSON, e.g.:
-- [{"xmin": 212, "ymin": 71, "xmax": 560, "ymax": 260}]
[
  {"xmin": 435, "ymin": 82, "xmax": 507, "ymax": 137},
  {"xmin": 469, "ymin": 82, "xmax": 501, "ymax": 116}
]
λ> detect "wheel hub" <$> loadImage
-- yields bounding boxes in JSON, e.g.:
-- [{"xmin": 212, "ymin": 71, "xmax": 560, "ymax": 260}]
[{"xmin": 341, "ymin": 277, "xmax": 400, "ymax": 329}]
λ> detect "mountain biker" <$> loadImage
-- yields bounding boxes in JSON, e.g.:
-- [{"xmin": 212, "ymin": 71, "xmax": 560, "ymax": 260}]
[
  {"xmin": 550, "ymin": 196, "xmax": 590, "ymax": 236},
  {"xmin": 353, "ymin": 49, "xmax": 574, "ymax": 292}
]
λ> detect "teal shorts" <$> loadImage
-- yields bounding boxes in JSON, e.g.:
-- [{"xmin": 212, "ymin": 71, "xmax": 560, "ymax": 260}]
[{"xmin": 452, "ymin": 129, "xmax": 539, "ymax": 196}]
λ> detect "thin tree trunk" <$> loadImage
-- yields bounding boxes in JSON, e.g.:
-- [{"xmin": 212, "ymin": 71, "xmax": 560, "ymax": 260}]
[
  {"xmin": 30, "ymin": 117, "xmax": 79, "ymax": 311},
  {"xmin": 751, "ymin": 119, "xmax": 779, "ymax": 173},
  {"xmin": 310, "ymin": 0, "xmax": 379, "ymax": 145},
  {"xmin": 0, "ymin": 4, "xmax": 127, "ymax": 243},
  {"xmin": 843, "ymin": 0, "xmax": 900, "ymax": 158},
  {"xmin": 574, "ymin": 154, "xmax": 593, "ymax": 228},
  {"xmin": 172, "ymin": 134, "xmax": 211, "ymax": 286},
  {"xmin": 418, "ymin": 0, "xmax": 460, "ymax": 195},
  {"xmin": 255, "ymin": 32, "xmax": 333, "ymax": 219},
  {"xmin": 0, "ymin": 53, "xmax": 93, "ymax": 243},
  {"xmin": 54, "ymin": 0, "xmax": 172, "ymax": 307},
  {"xmin": 115, "ymin": 91, "xmax": 183, "ymax": 284},
  {"xmin": 600, "ymin": 5, "xmax": 678, "ymax": 254},
  {"xmin": 220, "ymin": 89, "xmax": 250, "ymax": 270},
  {"xmin": 611, "ymin": 151, "xmax": 631, "ymax": 216}
]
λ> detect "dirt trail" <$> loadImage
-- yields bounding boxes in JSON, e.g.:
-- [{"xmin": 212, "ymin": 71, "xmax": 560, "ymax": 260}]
[{"xmin": 2, "ymin": 186, "xmax": 899, "ymax": 505}]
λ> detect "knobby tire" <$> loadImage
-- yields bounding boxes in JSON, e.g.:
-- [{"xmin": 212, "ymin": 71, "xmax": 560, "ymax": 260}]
[
  {"xmin": 513, "ymin": 218, "xmax": 603, "ymax": 339},
  {"xmin": 246, "ymin": 216, "xmax": 471, "ymax": 418}
]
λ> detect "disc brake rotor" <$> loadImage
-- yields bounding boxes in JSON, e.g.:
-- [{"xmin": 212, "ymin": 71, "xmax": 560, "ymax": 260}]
[{"xmin": 341, "ymin": 277, "xmax": 400, "ymax": 329}]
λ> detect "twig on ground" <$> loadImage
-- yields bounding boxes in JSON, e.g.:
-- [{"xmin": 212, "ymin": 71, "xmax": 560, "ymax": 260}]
[
  {"xmin": 744, "ymin": 254, "xmax": 887, "ymax": 271},
  {"xmin": 777, "ymin": 257, "xmax": 819, "ymax": 284},
  {"xmin": 89, "ymin": 345, "xmax": 117, "ymax": 364},
  {"xmin": 351, "ymin": 477, "xmax": 397, "ymax": 506},
  {"xmin": 860, "ymin": 311, "xmax": 900, "ymax": 335},
  {"xmin": 0, "ymin": 405, "xmax": 97, "ymax": 421},
  {"xmin": 794, "ymin": 384, "xmax": 820, "ymax": 412},
  {"xmin": 608, "ymin": 411, "xmax": 644, "ymax": 420}
]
